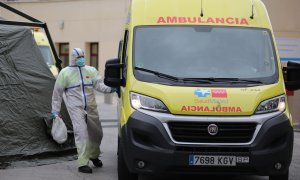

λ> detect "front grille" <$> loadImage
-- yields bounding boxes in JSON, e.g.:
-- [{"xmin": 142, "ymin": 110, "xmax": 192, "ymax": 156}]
[
  {"xmin": 168, "ymin": 122, "xmax": 257, "ymax": 143},
  {"xmin": 176, "ymin": 146, "xmax": 250, "ymax": 153}
]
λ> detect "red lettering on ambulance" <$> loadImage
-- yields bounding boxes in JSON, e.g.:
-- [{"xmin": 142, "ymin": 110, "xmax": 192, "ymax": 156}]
[
  {"xmin": 167, "ymin": 16, "xmax": 177, "ymax": 23},
  {"xmin": 204, "ymin": 106, "xmax": 209, "ymax": 112},
  {"xmin": 188, "ymin": 17, "xmax": 197, "ymax": 23},
  {"xmin": 198, "ymin": 17, "xmax": 204, "ymax": 23},
  {"xmin": 179, "ymin": 17, "xmax": 187, "ymax": 23},
  {"xmin": 240, "ymin": 18, "xmax": 249, "ymax": 25},
  {"xmin": 228, "ymin": 107, "xmax": 235, "ymax": 112},
  {"xmin": 207, "ymin": 17, "xmax": 215, "ymax": 23},
  {"xmin": 216, "ymin": 18, "xmax": 225, "ymax": 24},
  {"xmin": 197, "ymin": 106, "xmax": 204, "ymax": 111},
  {"xmin": 191, "ymin": 106, "xmax": 196, "ymax": 111},
  {"xmin": 235, "ymin": 18, "xmax": 239, "ymax": 24},
  {"xmin": 157, "ymin": 17, "xmax": 250, "ymax": 25},
  {"xmin": 181, "ymin": 106, "xmax": 242, "ymax": 113},
  {"xmin": 226, "ymin": 18, "xmax": 234, "ymax": 24},
  {"xmin": 157, "ymin": 17, "xmax": 166, "ymax": 23}
]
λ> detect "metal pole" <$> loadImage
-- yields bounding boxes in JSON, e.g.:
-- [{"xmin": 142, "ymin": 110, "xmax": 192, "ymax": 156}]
[
  {"xmin": 0, "ymin": 1, "xmax": 62, "ymax": 71},
  {"xmin": 0, "ymin": 2, "xmax": 42, "ymax": 23},
  {"xmin": 0, "ymin": 20, "xmax": 44, "ymax": 27},
  {"xmin": 43, "ymin": 24, "xmax": 62, "ymax": 71}
]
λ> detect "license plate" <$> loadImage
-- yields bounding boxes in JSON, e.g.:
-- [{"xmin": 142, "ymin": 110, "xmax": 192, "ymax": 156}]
[{"xmin": 189, "ymin": 155, "xmax": 237, "ymax": 166}]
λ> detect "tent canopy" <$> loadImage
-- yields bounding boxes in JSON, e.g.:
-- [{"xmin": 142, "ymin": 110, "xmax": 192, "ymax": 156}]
[{"xmin": 0, "ymin": 25, "xmax": 75, "ymax": 167}]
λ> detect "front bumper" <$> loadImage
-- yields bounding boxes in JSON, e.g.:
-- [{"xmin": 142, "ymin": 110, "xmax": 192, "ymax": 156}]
[{"xmin": 120, "ymin": 110, "xmax": 294, "ymax": 176}]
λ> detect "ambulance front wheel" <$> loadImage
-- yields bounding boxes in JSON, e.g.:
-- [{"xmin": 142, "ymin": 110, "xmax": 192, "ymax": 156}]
[{"xmin": 118, "ymin": 138, "xmax": 138, "ymax": 180}]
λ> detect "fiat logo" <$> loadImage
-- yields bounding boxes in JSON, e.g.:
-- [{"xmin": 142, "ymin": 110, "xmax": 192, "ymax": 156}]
[{"xmin": 207, "ymin": 124, "xmax": 219, "ymax": 136}]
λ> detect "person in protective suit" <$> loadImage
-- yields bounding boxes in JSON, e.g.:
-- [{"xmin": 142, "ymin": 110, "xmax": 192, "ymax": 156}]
[{"xmin": 51, "ymin": 48, "xmax": 115, "ymax": 173}]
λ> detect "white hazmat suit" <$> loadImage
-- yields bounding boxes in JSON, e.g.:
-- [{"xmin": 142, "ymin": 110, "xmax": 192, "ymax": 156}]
[{"xmin": 52, "ymin": 48, "xmax": 112, "ymax": 167}]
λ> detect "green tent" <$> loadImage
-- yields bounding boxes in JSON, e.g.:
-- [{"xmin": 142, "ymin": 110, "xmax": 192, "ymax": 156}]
[{"xmin": 0, "ymin": 25, "xmax": 76, "ymax": 168}]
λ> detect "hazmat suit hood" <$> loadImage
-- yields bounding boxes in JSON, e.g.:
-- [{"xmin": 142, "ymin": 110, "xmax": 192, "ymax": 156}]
[{"xmin": 70, "ymin": 48, "xmax": 85, "ymax": 66}]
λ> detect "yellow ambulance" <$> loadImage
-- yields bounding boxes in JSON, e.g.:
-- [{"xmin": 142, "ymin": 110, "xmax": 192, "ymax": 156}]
[
  {"xmin": 33, "ymin": 29, "xmax": 59, "ymax": 78},
  {"xmin": 104, "ymin": 0, "xmax": 300, "ymax": 179}
]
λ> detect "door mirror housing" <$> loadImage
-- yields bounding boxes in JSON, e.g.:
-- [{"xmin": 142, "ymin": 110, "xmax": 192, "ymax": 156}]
[
  {"xmin": 284, "ymin": 61, "xmax": 300, "ymax": 91},
  {"xmin": 104, "ymin": 58, "xmax": 124, "ymax": 87}
]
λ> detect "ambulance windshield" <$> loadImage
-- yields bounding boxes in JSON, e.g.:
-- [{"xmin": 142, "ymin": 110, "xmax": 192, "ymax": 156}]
[{"xmin": 134, "ymin": 26, "xmax": 278, "ymax": 85}]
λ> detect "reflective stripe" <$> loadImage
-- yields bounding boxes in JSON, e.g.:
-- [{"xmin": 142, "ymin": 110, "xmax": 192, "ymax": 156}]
[
  {"xmin": 65, "ymin": 84, "xmax": 93, "ymax": 91},
  {"xmin": 65, "ymin": 85, "xmax": 80, "ymax": 91}
]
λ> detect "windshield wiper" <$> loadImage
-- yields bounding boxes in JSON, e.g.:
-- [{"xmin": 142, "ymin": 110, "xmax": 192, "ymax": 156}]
[
  {"xmin": 135, "ymin": 67, "xmax": 212, "ymax": 84},
  {"xmin": 134, "ymin": 68, "xmax": 263, "ymax": 85},
  {"xmin": 204, "ymin": 78, "xmax": 264, "ymax": 84},
  {"xmin": 181, "ymin": 78, "xmax": 212, "ymax": 84},
  {"xmin": 182, "ymin": 78, "xmax": 263, "ymax": 84},
  {"xmin": 135, "ymin": 67, "xmax": 179, "ymax": 82},
  {"xmin": 229, "ymin": 79, "xmax": 264, "ymax": 84}
]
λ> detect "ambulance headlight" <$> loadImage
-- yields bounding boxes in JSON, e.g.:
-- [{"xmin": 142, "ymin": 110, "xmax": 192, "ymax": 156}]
[
  {"xmin": 256, "ymin": 95, "xmax": 286, "ymax": 114},
  {"xmin": 130, "ymin": 92, "xmax": 168, "ymax": 112}
]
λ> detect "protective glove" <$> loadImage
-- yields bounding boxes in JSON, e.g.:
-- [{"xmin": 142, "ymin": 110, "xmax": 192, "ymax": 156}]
[
  {"xmin": 111, "ymin": 88, "xmax": 118, "ymax": 93},
  {"xmin": 51, "ymin": 112, "xmax": 59, "ymax": 119}
]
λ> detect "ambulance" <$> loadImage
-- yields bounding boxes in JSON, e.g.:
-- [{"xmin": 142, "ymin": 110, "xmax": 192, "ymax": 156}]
[
  {"xmin": 33, "ymin": 29, "xmax": 59, "ymax": 78},
  {"xmin": 104, "ymin": 0, "xmax": 300, "ymax": 179}
]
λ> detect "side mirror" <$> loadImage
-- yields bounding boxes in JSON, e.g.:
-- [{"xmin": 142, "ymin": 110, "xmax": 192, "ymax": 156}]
[
  {"xmin": 284, "ymin": 61, "xmax": 300, "ymax": 91},
  {"xmin": 104, "ymin": 58, "xmax": 124, "ymax": 87}
]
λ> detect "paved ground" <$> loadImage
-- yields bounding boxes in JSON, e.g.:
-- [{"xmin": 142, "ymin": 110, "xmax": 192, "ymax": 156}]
[{"xmin": 0, "ymin": 93, "xmax": 299, "ymax": 180}]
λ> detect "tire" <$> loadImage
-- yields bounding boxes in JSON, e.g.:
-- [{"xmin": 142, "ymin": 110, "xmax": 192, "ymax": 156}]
[
  {"xmin": 269, "ymin": 171, "xmax": 289, "ymax": 180},
  {"xmin": 118, "ymin": 139, "xmax": 138, "ymax": 180}
]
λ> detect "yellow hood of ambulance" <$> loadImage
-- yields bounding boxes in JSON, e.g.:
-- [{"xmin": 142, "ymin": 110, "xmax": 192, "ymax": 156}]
[{"xmin": 132, "ymin": 81, "xmax": 285, "ymax": 116}]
